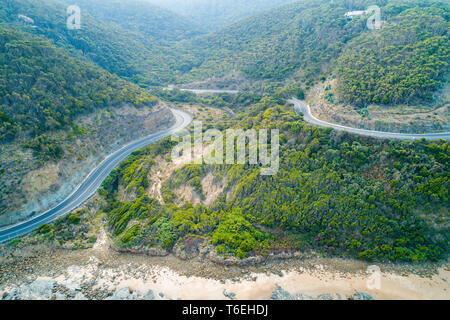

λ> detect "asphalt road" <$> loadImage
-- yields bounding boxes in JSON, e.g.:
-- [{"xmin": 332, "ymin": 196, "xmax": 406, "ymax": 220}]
[
  {"xmin": 2, "ymin": 96, "xmax": 447, "ymax": 244},
  {"xmin": 289, "ymin": 98, "xmax": 450, "ymax": 141},
  {"xmin": 0, "ymin": 108, "xmax": 192, "ymax": 244}
]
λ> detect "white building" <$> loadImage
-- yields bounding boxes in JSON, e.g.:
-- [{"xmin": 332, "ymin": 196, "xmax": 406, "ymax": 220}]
[{"xmin": 344, "ymin": 10, "xmax": 367, "ymax": 19}]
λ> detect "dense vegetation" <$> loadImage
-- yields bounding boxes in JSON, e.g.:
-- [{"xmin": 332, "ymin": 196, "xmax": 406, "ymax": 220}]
[
  {"xmin": 174, "ymin": 0, "xmax": 358, "ymax": 84},
  {"xmin": 336, "ymin": 7, "xmax": 450, "ymax": 107},
  {"xmin": 147, "ymin": 0, "xmax": 298, "ymax": 32},
  {"xmin": 0, "ymin": 27, "xmax": 157, "ymax": 147},
  {"xmin": 1, "ymin": 0, "xmax": 448, "ymax": 264},
  {"xmin": 151, "ymin": 82, "xmax": 304, "ymax": 112},
  {"xmin": 0, "ymin": 0, "xmax": 191, "ymax": 86},
  {"xmin": 3, "ymin": 0, "xmax": 448, "ymax": 96},
  {"xmin": 160, "ymin": 0, "xmax": 449, "ymax": 111},
  {"xmin": 100, "ymin": 97, "xmax": 449, "ymax": 262},
  {"xmin": 66, "ymin": 0, "xmax": 203, "ymax": 41}
]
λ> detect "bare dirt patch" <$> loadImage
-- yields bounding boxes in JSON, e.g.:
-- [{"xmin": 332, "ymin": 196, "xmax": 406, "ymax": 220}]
[{"xmin": 146, "ymin": 105, "xmax": 229, "ymax": 206}]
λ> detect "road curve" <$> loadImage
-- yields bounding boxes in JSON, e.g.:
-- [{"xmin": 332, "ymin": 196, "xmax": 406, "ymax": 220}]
[
  {"xmin": 289, "ymin": 98, "xmax": 450, "ymax": 141},
  {"xmin": 0, "ymin": 108, "xmax": 193, "ymax": 244}
]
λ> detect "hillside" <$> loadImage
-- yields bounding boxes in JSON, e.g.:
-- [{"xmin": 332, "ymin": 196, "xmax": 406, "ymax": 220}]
[
  {"xmin": 0, "ymin": 0, "xmax": 187, "ymax": 86},
  {"xmin": 14, "ymin": 94, "xmax": 445, "ymax": 263},
  {"xmin": 0, "ymin": 0, "xmax": 449, "ymax": 304},
  {"xmin": 174, "ymin": 0, "xmax": 449, "ymax": 104},
  {"xmin": 146, "ymin": 0, "xmax": 298, "ymax": 32},
  {"xmin": 0, "ymin": 1, "xmax": 448, "ymax": 300},
  {"xmin": 336, "ymin": 7, "xmax": 450, "ymax": 107},
  {"xmin": 0, "ymin": 27, "xmax": 157, "ymax": 145},
  {"xmin": 0, "ymin": 26, "xmax": 175, "ymax": 226},
  {"xmin": 173, "ymin": 0, "xmax": 374, "ymax": 85},
  {"xmin": 70, "ymin": 98, "xmax": 448, "ymax": 262},
  {"xmin": 65, "ymin": 0, "xmax": 204, "ymax": 41},
  {"xmin": 4, "ymin": 0, "xmax": 447, "ymax": 97}
]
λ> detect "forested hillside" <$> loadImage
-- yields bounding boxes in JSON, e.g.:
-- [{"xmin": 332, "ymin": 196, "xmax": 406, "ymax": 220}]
[
  {"xmin": 65, "ymin": 0, "xmax": 204, "ymax": 41},
  {"xmin": 95, "ymin": 97, "xmax": 449, "ymax": 262},
  {"xmin": 0, "ymin": 0, "xmax": 187, "ymax": 86},
  {"xmin": 336, "ymin": 7, "xmax": 450, "ymax": 107},
  {"xmin": 176, "ymin": 0, "xmax": 355, "ymax": 84},
  {"xmin": 173, "ymin": 0, "xmax": 389, "ymax": 84},
  {"xmin": 3, "ymin": 0, "xmax": 448, "ymax": 96},
  {"xmin": 1, "ymin": 0, "xmax": 448, "ymax": 265},
  {"xmin": 172, "ymin": 0, "xmax": 449, "ymax": 109},
  {"xmin": 0, "ymin": 27, "xmax": 157, "ymax": 146},
  {"xmin": 0, "ymin": 21, "xmax": 169, "ymax": 225},
  {"xmin": 146, "ymin": 0, "xmax": 298, "ymax": 31}
]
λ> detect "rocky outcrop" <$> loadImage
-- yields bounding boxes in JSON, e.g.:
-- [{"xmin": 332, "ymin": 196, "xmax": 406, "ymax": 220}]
[
  {"xmin": 107, "ymin": 287, "xmax": 155, "ymax": 300},
  {"xmin": 2, "ymin": 279, "xmax": 56, "ymax": 300},
  {"xmin": 111, "ymin": 240, "xmax": 313, "ymax": 267},
  {"xmin": 110, "ymin": 244, "xmax": 169, "ymax": 257},
  {"xmin": 1, "ymin": 281, "xmax": 157, "ymax": 300},
  {"xmin": 270, "ymin": 284, "xmax": 373, "ymax": 300},
  {"xmin": 1, "ymin": 279, "xmax": 87, "ymax": 300},
  {"xmin": 205, "ymin": 245, "xmax": 311, "ymax": 266},
  {"xmin": 270, "ymin": 285, "xmax": 315, "ymax": 300},
  {"xmin": 223, "ymin": 289, "xmax": 236, "ymax": 300},
  {"xmin": 349, "ymin": 292, "xmax": 374, "ymax": 300}
]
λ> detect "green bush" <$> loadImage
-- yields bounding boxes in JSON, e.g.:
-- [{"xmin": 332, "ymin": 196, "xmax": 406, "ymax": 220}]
[
  {"xmin": 120, "ymin": 225, "xmax": 141, "ymax": 244},
  {"xmin": 37, "ymin": 224, "xmax": 52, "ymax": 234},
  {"xmin": 68, "ymin": 215, "xmax": 81, "ymax": 225},
  {"xmin": 211, "ymin": 208, "xmax": 268, "ymax": 258}
]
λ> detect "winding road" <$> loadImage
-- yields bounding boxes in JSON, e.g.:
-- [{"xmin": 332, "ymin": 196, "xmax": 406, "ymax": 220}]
[
  {"xmin": 289, "ymin": 98, "xmax": 450, "ymax": 141},
  {"xmin": 0, "ymin": 108, "xmax": 193, "ymax": 244},
  {"xmin": 166, "ymin": 88, "xmax": 449, "ymax": 140},
  {"xmin": 1, "ymin": 92, "xmax": 448, "ymax": 244}
]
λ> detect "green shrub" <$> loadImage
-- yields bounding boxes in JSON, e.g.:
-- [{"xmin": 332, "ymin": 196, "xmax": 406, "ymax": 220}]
[
  {"xmin": 211, "ymin": 208, "xmax": 268, "ymax": 259},
  {"xmin": 68, "ymin": 215, "xmax": 81, "ymax": 225},
  {"xmin": 37, "ymin": 224, "xmax": 52, "ymax": 234},
  {"xmin": 120, "ymin": 224, "xmax": 141, "ymax": 244}
]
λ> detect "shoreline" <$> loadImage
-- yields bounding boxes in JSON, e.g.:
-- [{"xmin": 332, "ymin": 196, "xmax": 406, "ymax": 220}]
[{"xmin": 1, "ymin": 239, "xmax": 448, "ymax": 300}]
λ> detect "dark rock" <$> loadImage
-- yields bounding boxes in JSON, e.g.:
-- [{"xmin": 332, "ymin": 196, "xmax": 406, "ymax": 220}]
[
  {"xmin": 143, "ymin": 290, "xmax": 155, "ymax": 300},
  {"xmin": 270, "ymin": 284, "xmax": 337, "ymax": 300},
  {"xmin": 270, "ymin": 284, "xmax": 293, "ymax": 300},
  {"xmin": 350, "ymin": 292, "xmax": 374, "ymax": 300},
  {"xmin": 223, "ymin": 289, "xmax": 236, "ymax": 300}
]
